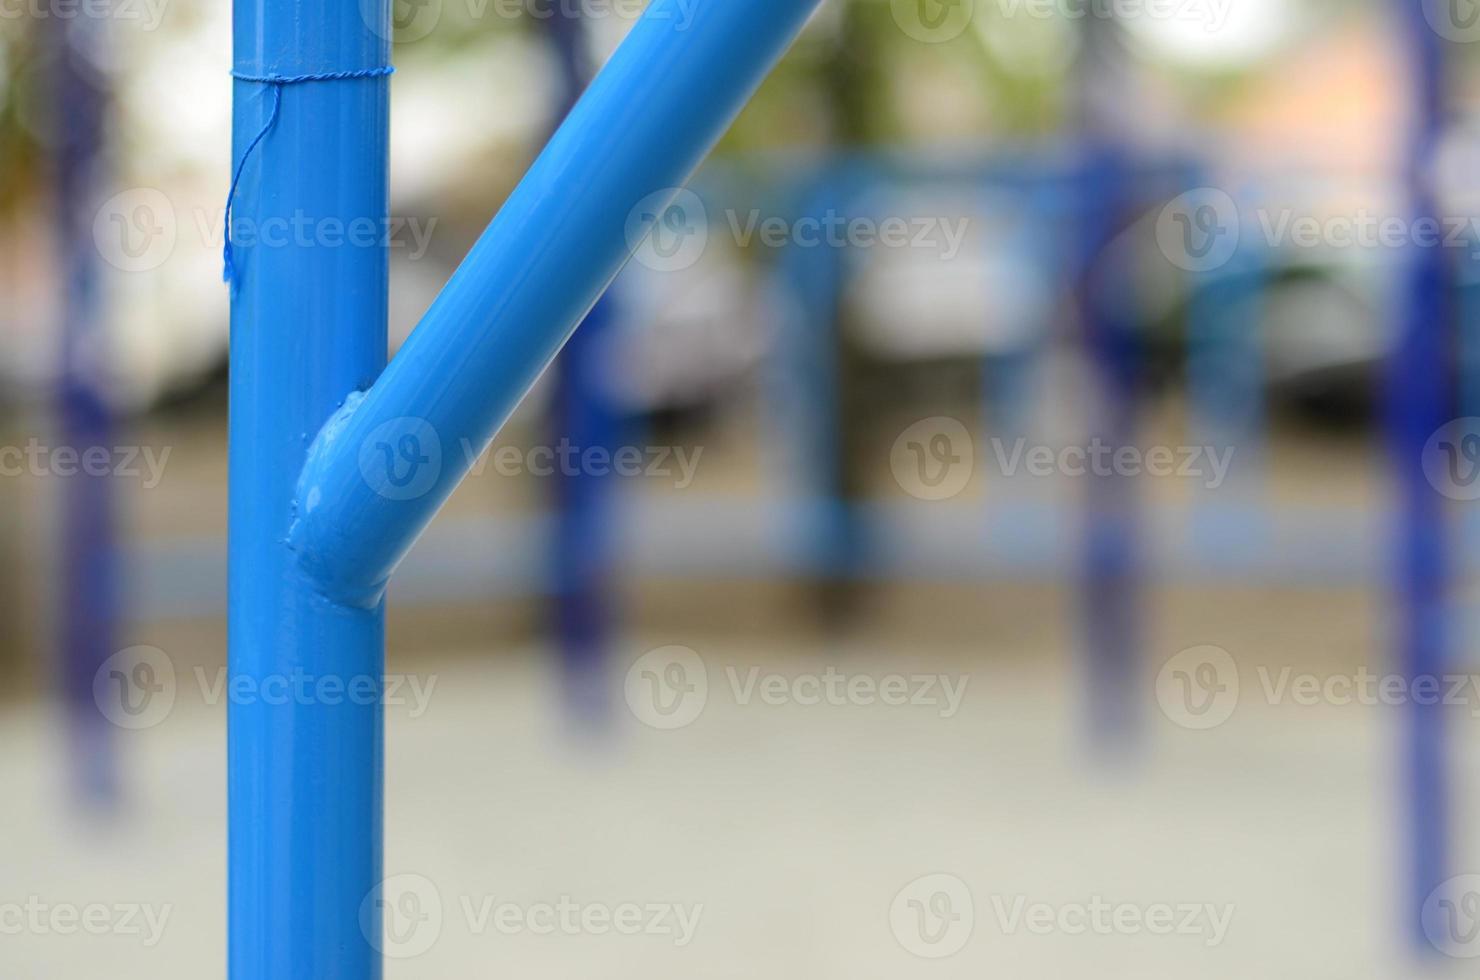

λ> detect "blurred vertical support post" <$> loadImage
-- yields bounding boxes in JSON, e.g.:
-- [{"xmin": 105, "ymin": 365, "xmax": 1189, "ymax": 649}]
[
  {"xmin": 227, "ymin": 0, "xmax": 390, "ymax": 972},
  {"xmin": 809, "ymin": 7, "xmax": 882, "ymax": 622},
  {"xmin": 775, "ymin": 169, "xmax": 858, "ymax": 598},
  {"xmin": 49, "ymin": 16, "xmax": 119, "ymax": 805},
  {"xmin": 1391, "ymin": 0, "xmax": 1451, "ymax": 951},
  {"xmin": 1074, "ymin": 16, "xmax": 1143, "ymax": 753},
  {"xmin": 546, "ymin": 10, "xmax": 625, "ymax": 726},
  {"xmin": 981, "ymin": 179, "xmax": 1057, "ymax": 437},
  {"xmin": 1187, "ymin": 227, "xmax": 1268, "ymax": 553}
]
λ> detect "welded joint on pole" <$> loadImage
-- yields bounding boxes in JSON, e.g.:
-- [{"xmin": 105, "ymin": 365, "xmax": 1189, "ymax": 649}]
[{"xmin": 288, "ymin": 390, "xmax": 388, "ymax": 610}]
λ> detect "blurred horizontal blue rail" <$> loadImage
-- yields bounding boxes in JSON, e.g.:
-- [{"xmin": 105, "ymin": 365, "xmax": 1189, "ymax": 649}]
[{"xmin": 130, "ymin": 496, "xmax": 1439, "ymax": 622}]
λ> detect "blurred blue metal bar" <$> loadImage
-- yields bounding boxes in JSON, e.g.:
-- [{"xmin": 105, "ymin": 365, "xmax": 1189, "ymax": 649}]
[
  {"xmin": 1187, "ymin": 215, "xmax": 1270, "ymax": 558},
  {"xmin": 289, "ymin": 0, "xmax": 822, "ymax": 608},
  {"xmin": 771, "ymin": 167, "xmax": 861, "ymax": 587},
  {"xmin": 50, "ymin": 16, "xmax": 120, "ymax": 806},
  {"xmin": 1074, "ymin": 17, "xmax": 1144, "ymax": 755},
  {"xmin": 227, "ymin": 0, "xmax": 390, "ymax": 972},
  {"xmin": 545, "ymin": 8, "xmax": 625, "ymax": 726},
  {"xmin": 1391, "ymin": 0, "xmax": 1452, "ymax": 952},
  {"xmin": 550, "ymin": 293, "xmax": 623, "ymax": 724}
]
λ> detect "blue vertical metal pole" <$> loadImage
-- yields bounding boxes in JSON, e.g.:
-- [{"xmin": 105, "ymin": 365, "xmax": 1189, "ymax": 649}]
[
  {"xmin": 550, "ymin": 296, "xmax": 621, "ymax": 724},
  {"xmin": 50, "ymin": 15, "xmax": 119, "ymax": 806},
  {"xmin": 1187, "ymin": 212, "xmax": 1268, "ymax": 558},
  {"xmin": 546, "ymin": 10, "xmax": 625, "ymax": 726},
  {"xmin": 1075, "ymin": 18, "xmax": 1142, "ymax": 754},
  {"xmin": 980, "ymin": 181, "xmax": 1055, "ymax": 437},
  {"xmin": 228, "ymin": 0, "xmax": 389, "ymax": 973},
  {"xmin": 1391, "ymin": 0, "xmax": 1450, "ymax": 950},
  {"xmin": 773, "ymin": 169, "xmax": 857, "ymax": 589}
]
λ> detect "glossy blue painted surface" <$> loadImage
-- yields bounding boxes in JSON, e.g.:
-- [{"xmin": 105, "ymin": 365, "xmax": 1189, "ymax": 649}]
[
  {"xmin": 227, "ymin": 0, "xmax": 389, "ymax": 973},
  {"xmin": 289, "ymin": 0, "xmax": 822, "ymax": 607}
]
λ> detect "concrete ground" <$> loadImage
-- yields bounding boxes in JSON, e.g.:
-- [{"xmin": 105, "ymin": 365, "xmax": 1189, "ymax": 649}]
[{"xmin": 4, "ymin": 580, "xmax": 1478, "ymax": 978}]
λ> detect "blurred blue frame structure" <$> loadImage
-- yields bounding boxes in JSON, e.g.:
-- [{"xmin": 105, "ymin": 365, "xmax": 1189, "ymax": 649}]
[
  {"xmin": 1392, "ymin": 0, "xmax": 1451, "ymax": 952},
  {"xmin": 226, "ymin": 0, "xmax": 821, "ymax": 973}
]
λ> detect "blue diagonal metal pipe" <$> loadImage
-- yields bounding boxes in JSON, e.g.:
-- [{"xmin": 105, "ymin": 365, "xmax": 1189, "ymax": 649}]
[{"xmin": 288, "ymin": 0, "xmax": 822, "ymax": 608}]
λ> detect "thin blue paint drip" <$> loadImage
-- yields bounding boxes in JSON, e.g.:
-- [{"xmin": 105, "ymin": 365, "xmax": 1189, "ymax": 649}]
[{"xmin": 223, "ymin": 66, "xmax": 394, "ymax": 285}]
